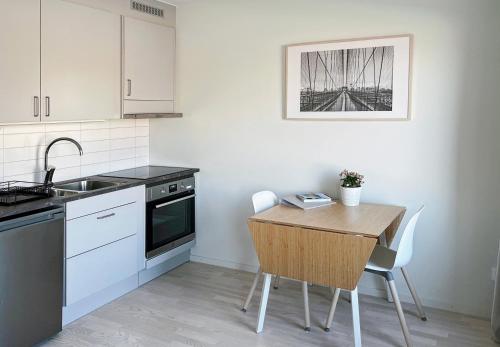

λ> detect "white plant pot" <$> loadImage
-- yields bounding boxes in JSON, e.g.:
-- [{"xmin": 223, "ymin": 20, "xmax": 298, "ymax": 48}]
[{"xmin": 340, "ymin": 186, "xmax": 362, "ymax": 207}]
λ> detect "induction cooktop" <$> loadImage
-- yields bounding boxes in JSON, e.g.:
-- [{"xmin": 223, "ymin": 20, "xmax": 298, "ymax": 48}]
[{"xmin": 98, "ymin": 166, "xmax": 192, "ymax": 180}]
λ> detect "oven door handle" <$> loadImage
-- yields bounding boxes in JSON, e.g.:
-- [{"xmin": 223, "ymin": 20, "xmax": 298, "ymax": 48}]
[{"xmin": 155, "ymin": 194, "xmax": 195, "ymax": 209}]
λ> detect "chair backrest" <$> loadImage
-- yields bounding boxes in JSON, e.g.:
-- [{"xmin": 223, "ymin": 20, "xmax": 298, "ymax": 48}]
[
  {"xmin": 252, "ymin": 191, "xmax": 279, "ymax": 214},
  {"xmin": 393, "ymin": 206, "xmax": 425, "ymax": 268}
]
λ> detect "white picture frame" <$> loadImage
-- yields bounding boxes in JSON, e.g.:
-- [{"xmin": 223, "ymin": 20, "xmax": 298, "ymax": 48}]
[{"xmin": 285, "ymin": 35, "xmax": 412, "ymax": 120}]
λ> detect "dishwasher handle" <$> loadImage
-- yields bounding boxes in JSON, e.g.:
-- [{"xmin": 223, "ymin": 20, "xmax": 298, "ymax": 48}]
[{"xmin": 0, "ymin": 207, "xmax": 65, "ymax": 232}]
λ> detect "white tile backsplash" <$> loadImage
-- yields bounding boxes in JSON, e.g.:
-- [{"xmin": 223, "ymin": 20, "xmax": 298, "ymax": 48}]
[
  {"xmin": 81, "ymin": 128, "xmax": 109, "ymax": 142},
  {"xmin": 110, "ymin": 138, "xmax": 135, "ymax": 150},
  {"xmin": 0, "ymin": 120, "xmax": 149, "ymax": 183},
  {"xmin": 108, "ymin": 119, "xmax": 136, "ymax": 128},
  {"xmin": 3, "ymin": 146, "xmax": 44, "ymax": 162},
  {"xmin": 109, "ymin": 158, "xmax": 136, "ymax": 172},
  {"xmin": 4, "ymin": 133, "xmax": 45, "ymax": 148},
  {"xmin": 81, "ymin": 162, "xmax": 109, "ymax": 177},
  {"xmin": 135, "ymin": 126, "xmax": 149, "ymax": 137},
  {"xmin": 110, "ymin": 127, "xmax": 135, "ymax": 139},
  {"xmin": 81, "ymin": 140, "xmax": 110, "ymax": 153},
  {"xmin": 45, "ymin": 122, "xmax": 81, "ymax": 132},
  {"xmin": 80, "ymin": 121, "xmax": 108, "ymax": 130},
  {"xmin": 3, "ymin": 124, "xmax": 46, "ymax": 134},
  {"xmin": 81, "ymin": 151, "xmax": 109, "ymax": 165},
  {"xmin": 46, "ymin": 130, "xmax": 81, "ymax": 143},
  {"xmin": 135, "ymin": 156, "xmax": 149, "ymax": 167},
  {"xmin": 135, "ymin": 136, "xmax": 149, "ymax": 147},
  {"xmin": 3, "ymin": 159, "xmax": 43, "ymax": 177},
  {"xmin": 109, "ymin": 148, "xmax": 136, "ymax": 161},
  {"xmin": 135, "ymin": 146, "xmax": 149, "ymax": 158}
]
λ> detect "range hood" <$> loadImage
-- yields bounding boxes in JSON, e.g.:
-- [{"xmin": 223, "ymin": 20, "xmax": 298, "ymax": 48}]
[
  {"xmin": 122, "ymin": 113, "xmax": 182, "ymax": 119},
  {"xmin": 123, "ymin": 100, "xmax": 182, "ymax": 119}
]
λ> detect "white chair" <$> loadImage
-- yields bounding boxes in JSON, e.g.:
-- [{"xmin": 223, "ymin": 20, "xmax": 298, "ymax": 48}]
[
  {"xmin": 325, "ymin": 206, "xmax": 426, "ymax": 347},
  {"xmin": 241, "ymin": 191, "xmax": 312, "ymax": 332}
]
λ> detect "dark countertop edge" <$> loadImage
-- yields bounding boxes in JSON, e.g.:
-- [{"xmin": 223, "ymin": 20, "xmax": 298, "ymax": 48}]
[{"xmin": 0, "ymin": 167, "xmax": 200, "ymax": 222}]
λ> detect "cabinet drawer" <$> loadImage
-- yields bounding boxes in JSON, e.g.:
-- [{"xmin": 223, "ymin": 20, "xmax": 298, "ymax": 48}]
[
  {"xmin": 66, "ymin": 187, "xmax": 140, "ymax": 220},
  {"xmin": 66, "ymin": 202, "xmax": 137, "ymax": 258},
  {"xmin": 65, "ymin": 235, "xmax": 137, "ymax": 306}
]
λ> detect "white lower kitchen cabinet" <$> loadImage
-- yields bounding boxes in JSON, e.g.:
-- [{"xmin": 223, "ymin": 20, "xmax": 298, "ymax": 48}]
[
  {"xmin": 66, "ymin": 235, "xmax": 137, "ymax": 306},
  {"xmin": 63, "ymin": 185, "xmax": 145, "ymax": 325}
]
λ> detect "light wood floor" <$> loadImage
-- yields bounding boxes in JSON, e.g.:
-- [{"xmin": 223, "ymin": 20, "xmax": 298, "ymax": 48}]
[{"xmin": 42, "ymin": 262, "xmax": 497, "ymax": 347}]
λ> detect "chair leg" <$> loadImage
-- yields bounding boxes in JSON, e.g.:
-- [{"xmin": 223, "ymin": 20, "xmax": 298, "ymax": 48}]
[
  {"xmin": 325, "ymin": 287, "xmax": 341, "ymax": 332},
  {"xmin": 242, "ymin": 267, "xmax": 261, "ymax": 312},
  {"xmin": 385, "ymin": 280, "xmax": 394, "ymax": 303},
  {"xmin": 401, "ymin": 267, "xmax": 427, "ymax": 321},
  {"xmin": 273, "ymin": 275, "xmax": 281, "ymax": 289},
  {"xmin": 302, "ymin": 281, "xmax": 311, "ymax": 331},
  {"xmin": 387, "ymin": 277, "xmax": 413, "ymax": 347},
  {"xmin": 256, "ymin": 273, "xmax": 272, "ymax": 333},
  {"xmin": 379, "ymin": 233, "xmax": 394, "ymax": 303},
  {"xmin": 351, "ymin": 287, "xmax": 362, "ymax": 347}
]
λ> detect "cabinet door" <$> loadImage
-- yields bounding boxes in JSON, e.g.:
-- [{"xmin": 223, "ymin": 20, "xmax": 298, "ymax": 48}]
[
  {"xmin": 41, "ymin": 0, "xmax": 121, "ymax": 121},
  {"xmin": 65, "ymin": 235, "xmax": 137, "ymax": 306},
  {"xmin": 0, "ymin": 0, "xmax": 41, "ymax": 123},
  {"xmin": 124, "ymin": 17, "xmax": 175, "ymax": 101}
]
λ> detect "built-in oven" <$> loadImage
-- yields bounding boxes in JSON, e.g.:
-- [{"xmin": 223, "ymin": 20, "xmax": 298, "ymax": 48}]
[{"xmin": 146, "ymin": 176, "xmax": 195, "ymax": 259}]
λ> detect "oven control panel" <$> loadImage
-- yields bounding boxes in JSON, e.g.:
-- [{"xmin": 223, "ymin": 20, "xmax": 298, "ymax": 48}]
[{"xmin": 147, "ymin": 176, "xmax": 195, "ymax": 202}]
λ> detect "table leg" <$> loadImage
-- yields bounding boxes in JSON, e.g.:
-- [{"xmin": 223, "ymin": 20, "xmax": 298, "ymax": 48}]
[
  {"xmin": 242, "ymin": 267, "xmax": 261, "ymax": 312},
  {"xmin": 256, "ymin": 273, "xmax": 272, "ymax": 333},
  {"xmin": 379, "ymin": 233, "xmax": 393, "ymax": 303},
  {"xmin": 351, "ymin": 286, "xmax": 362, "ymax": 347},
  {"xmin": 325, "ymin": 287, "xmax": 341, "ymax": 331}
]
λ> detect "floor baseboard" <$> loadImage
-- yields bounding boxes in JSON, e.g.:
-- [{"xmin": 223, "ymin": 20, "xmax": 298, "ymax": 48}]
[{"xmin": 190, "ymin": 253, "xmax": 489, "ymax": 319}]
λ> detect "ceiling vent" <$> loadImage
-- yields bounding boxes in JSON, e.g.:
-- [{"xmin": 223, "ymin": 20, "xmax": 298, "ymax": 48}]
[{"xmin": 131, "ymin": 1, "xmax": 164, "ymax": 18}]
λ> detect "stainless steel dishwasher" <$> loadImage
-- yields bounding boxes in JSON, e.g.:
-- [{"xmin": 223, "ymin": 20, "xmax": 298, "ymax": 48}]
[{"xmin": 0, "ymin": 206, "xmax": 65, "ymax": 347}]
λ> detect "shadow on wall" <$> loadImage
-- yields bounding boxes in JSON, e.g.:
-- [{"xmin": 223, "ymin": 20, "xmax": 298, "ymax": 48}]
[{"xmin": 451, "ymin": 2, "xmax": 500, "ymax": 316}]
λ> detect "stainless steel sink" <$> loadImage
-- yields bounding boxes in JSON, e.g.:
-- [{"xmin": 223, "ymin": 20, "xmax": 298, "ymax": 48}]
[
  {"xmin": 53, "ymin": 180, "xmax": 119, "ymax": 193},
  {"xmin": 50, "ymin": 189, "xmax": 80, "ymax": 197}
]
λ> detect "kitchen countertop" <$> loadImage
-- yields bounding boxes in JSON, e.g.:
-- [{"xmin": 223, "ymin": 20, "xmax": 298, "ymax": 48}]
[{"xmin": 0, "ymin": 166, "xmax": 199, "ymax": 221}]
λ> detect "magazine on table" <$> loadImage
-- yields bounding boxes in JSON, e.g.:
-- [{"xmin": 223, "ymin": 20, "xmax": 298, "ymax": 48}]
[
  {"xmin": 281, "ymin": 194, "xmax": 334, "ymax": 210},
  {"xmin": 296, "ymin": 192, "xmax": 332, "ymax": 203}
]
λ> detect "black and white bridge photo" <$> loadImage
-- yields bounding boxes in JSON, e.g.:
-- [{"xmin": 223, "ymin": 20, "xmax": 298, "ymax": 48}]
[{"xmin": 300, "ymin": 46, "xmax": 394, "ymax": 112}]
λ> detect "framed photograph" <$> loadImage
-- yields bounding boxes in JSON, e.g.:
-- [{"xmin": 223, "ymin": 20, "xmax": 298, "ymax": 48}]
[{"xmin": 285, "ymin": 35, "xmax": 411, "ymax": 120}]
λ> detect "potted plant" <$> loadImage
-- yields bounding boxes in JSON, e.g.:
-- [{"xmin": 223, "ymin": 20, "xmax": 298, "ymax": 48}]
[{"xmin": 339, "ymin": 169, "xmax": 365, "ymax": 206}]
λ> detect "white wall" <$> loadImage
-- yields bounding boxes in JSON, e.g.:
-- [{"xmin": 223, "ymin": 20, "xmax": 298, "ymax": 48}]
[
  {"xmin": 0, "ymin": 119, "xmax": 149, "ymax": 183},
  {"xmin": 150, "ymin": 0, "xmax": 500, "ymax": 318}
]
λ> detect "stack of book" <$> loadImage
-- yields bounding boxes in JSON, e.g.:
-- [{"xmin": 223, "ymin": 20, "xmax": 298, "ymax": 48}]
[{"xmin": 281, "ymin": 192, "xmax": 334, "ymax": 210}]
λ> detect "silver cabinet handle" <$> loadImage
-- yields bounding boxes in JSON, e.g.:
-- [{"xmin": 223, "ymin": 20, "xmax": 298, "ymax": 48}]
[
  {"xmin": 45, "ymin": 96, "xmax": 50, "ymax": 117},
  {"xmin": 155, "ymin": 194, "xmax": 195, "ymax": 209},
  {"xmin": 34, "ymin": 96, "xmax": 39, "ymax": 117},
  {"xmin": 127, "ymin": 79, "xmax": 132, "ymax": 96},
  {"xmin": 97, "ymin": 212, "xmax": 115, "ymax": 220}
]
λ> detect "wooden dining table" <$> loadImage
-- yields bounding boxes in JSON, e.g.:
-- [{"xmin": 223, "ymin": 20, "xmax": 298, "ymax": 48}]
[{"xmin": 247, "ymin": 201, "xmax": 406, "ymax": 346}]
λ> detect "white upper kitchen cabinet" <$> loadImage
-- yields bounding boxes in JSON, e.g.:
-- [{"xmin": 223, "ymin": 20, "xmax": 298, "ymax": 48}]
[
  {"xmin": 41, "ymin": 0, "xmax": 121, "ymax": 121},
  {"xmin": 0, "ymin": 0, "xmax": 41, "ymax": 123},
  {"xmin": 123, "ymin": 17, "xmax": 175, "ymax": 114}
]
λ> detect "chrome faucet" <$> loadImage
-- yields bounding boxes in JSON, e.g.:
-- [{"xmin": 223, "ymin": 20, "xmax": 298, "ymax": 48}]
[{"xmin": 44, "ymin": 137, "xmax": 83, "ymax": 186}]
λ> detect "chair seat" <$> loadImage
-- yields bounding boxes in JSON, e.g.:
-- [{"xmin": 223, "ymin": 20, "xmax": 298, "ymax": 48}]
[{"xmin": 365, "ymin": 245, "xmax": 397, "ymax": 272}]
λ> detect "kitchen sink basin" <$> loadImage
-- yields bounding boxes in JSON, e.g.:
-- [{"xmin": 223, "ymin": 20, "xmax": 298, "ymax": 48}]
[
  {"xmin": 51, "ymin": 189, "xmax": 80, "ymax": 197},
  {"xmin": 53, "ymin": 180, "xmax": 119, "ymax": 193}
]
